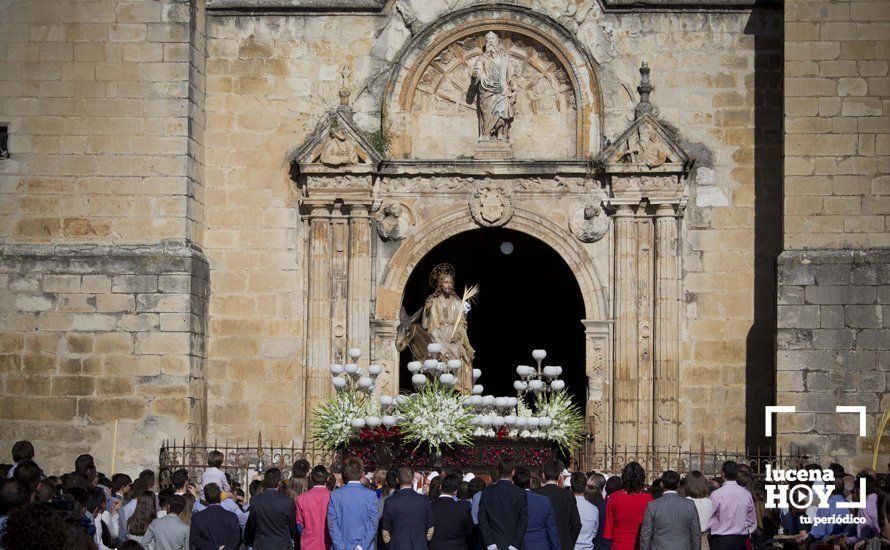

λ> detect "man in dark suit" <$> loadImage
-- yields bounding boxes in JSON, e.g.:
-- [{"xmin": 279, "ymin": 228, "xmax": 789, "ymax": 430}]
[
  {"xmin": 514, "ymin": 466, "xmax": 560, "ymax": 550},
  {"xmin": 244, "ymin": 468, "xmax": 298, "ymax": 549},
  {"xmin": 532, "ymin": 462, "xmax": 580, "ymax": 550},
  {"xmin": 639, "ymin": 470, "xmax": 700, "ymax": 550},
  {"xmin": 381, "ymin": 466, "xmax": 434, "ymax": 549},
  {"xmin": 430, "ymin": 473, "xmax": 474, "ymax": 550},
  {"xmin": 189, "ymin": 483, "xmax": 241, "ymax": 550},
  {"xmin": 478, "ymin": 458, "xmax": 528, "ymax": 550}
]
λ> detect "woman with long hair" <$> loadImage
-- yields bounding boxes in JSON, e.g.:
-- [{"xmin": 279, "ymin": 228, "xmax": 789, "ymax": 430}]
[
  {"xmin": 602, "ymin": 462, "xmax": 653, "ymax": 550},
  {"xmin": 681, "ymin": 471, "xmax": 713, "ymax": 550},
  {"xmin": 285, "ymin": 475, "xmax": 309, "ymax": 501},
  {"xmin": 179, "ymin": 492, "xmax": 196, "ymax": 527},
  {"xmin": 126, "ymin": 491, "xmax": 157, "ymax": 544}
]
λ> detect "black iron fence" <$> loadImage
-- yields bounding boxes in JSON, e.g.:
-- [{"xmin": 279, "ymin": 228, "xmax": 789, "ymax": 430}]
[
  {"xmin": 159, "ymin": 434, "xmax": 807, "ymax": 488},
  {"xmin": 573, "ymin": 437, "xmax": 809, "ymax": 481}
]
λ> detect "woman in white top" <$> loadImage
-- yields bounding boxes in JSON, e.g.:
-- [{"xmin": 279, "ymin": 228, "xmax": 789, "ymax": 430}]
[{"xmin": 681, "ymin": 471, "xmax": 714, "ymax": 550}]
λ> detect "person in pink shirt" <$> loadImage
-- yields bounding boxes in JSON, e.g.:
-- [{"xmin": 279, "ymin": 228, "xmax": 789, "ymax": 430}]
[
  {"xmin": 708, "ymin": 461, "xmax": 755, "ymax": 550},
  {"xmin": 296, "ymin": 465, "xmax": 333, "ymax": 550}
]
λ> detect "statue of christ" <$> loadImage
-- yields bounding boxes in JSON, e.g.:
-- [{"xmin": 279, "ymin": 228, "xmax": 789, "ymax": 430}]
[{"xmin": 422, "ymin": 272, "xmax": 475, "ymax": 393}]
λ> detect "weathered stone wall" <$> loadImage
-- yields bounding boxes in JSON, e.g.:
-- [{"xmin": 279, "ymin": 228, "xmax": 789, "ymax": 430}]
[
  {"xmin": 778, "ymin": 0, "xmax": 890, "ymax": 469},
  {"xmin": 0, "ymin": 0, "xmax": 205, "ymax": 245},
  {"xmin": 0, "ymin": 242, "xmax": 208, "ymax": 476},
  {"xmin": 0, "ymin": 0, "xmax": 208, "ymax": 474},
  {"xmin": 776, "ymin": 250, "xmax": 889, "ymax": 469},
  {"xmin": 784, "ymin": 0, "xmax": 890, "ymax": 250}
]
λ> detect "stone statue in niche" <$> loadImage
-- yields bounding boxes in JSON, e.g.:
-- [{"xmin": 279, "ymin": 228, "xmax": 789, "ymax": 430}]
[
  {"xmin": 619, "ymin": 124, "xmax": 671, "ymax": 168},
  {"xmin": 470, "ymin": 32, "xmax": 516, "ymax": 142},
  {"xmin": 569, "ymin": 203, "xmax": 610, "ymax": 243},
  {"xmin": 319, "ymin": 128, "xmax": 358, "ymax": 166}
]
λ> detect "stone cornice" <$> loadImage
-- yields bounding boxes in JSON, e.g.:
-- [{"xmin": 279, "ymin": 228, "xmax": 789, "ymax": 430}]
[
  {"xmin": 206, "ymin": 0, "xmax": 387, "ymax": 14},
  {"xmin": 378, "ymin": 159, "xmax": 592, "ymax": 177},
  {"xmin": 206, "ymin": 0, "xmax": 777, "ymax": 15},
  {"xmin": 598, "ymin": 0, "xmax": 780, "ymax": 11}
]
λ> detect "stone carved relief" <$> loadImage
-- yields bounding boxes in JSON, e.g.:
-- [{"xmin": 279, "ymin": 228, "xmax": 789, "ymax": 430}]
[
  {"xmin": 308, "ymin": 175, "xmax": 370, "ymax": 189},
  {"xmin": 617, "ymin": 124, "xmax": 672, "ymax": 169},
  {"xmin": 409, "ymin": 31, "xmax": 577, "ymax": 159},
  {"xmin": 380, "ymin": 176, "xmax": 596, "ymax": 194},
  {"xmin": 569, "ymin": 203, "xmax": 610, "ymax": 243},
  {"xmin": 469, "ymin": 183, "xmax": 514, "ymax": 227},
  {"xmin": 375, "ymin": 202, "xmax": 415, "ymax": 241},
  {"xmin": 319, "ymin": 128, "xmax": 359, "ymax": 166},
  {"xmin": 415, "ymin": 33, "xmax": 575, "ymax": 117},
  {"xmin": 611, "ymin": 175, "xmax": 682, "ymax": 197}
]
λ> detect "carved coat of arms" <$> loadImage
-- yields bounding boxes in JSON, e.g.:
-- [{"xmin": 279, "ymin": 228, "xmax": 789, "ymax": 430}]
[{"xmin": 469, "ymin": 184, "xmax": 514, "ymax": 227}]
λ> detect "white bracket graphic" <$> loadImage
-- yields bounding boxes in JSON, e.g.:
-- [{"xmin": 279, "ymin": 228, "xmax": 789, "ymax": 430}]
[
  {"xmin": 835, "ymin": 405, "xmax": 867, "ymax": 437},
  {"xmin": 765, "ymin": 406, "xmax": 796, "ymax": 437}
]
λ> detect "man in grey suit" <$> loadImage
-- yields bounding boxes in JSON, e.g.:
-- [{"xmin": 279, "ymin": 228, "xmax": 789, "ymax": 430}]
[
  {"xmin": 143, "ymin": 494, "xmax": 190, "ymax": 550},
  {"xmin": 640, "ymin": 471, "xmax": 700, "ymax": 550}
]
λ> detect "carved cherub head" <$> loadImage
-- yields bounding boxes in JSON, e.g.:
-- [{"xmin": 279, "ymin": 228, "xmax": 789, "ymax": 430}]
[
  {"xmin": 584, "ymin": 205, "xmax": 601, "ymax": 219},
  {"xmin": 383, "ymin": 203, "xmax": 403, "ymax": 217}
]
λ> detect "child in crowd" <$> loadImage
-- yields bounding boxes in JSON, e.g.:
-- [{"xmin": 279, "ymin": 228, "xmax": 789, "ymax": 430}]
[{"xmin": 199, "ymin": 450, "xmax": 230, "ymax": 495}]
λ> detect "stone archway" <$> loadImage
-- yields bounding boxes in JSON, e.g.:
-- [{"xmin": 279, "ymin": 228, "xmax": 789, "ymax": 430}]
[{"xmin": 371, "ymin": 207, "xmax": 612, "ymax": 441}]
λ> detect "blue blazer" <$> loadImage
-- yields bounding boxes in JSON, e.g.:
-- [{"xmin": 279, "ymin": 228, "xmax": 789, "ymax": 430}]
[
  {"xmin": 381, "ymin": 488, "xmax": 434, "ymax": 550},
  {"xmin": 524, "ymin": 491, "xmax": 560, "ymax": 550},
  {"xmin": 328, "ymin": 481, "xmax": 379, "ymax": 550}
]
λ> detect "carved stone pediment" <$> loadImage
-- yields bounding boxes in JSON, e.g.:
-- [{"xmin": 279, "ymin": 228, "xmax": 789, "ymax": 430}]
[
  {"xmin": 598, "ymin": 113, "xmax": 691, "ymax": 174},
  {"xmin": 293, "ymin": 107, "xmax": 382, "ymax": 173}
]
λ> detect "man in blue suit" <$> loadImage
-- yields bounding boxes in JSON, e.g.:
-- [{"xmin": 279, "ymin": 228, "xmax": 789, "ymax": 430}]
[
  {"xmin": 514, "ymin": 466, "xmax": 560, "ymax": 550},
  {"xmin": 328, "ymin": 457, "xmax": 378, "ymax": 550},
  {"xmin": 381, "ymin": 466, "xmax": 434, "ymax": 549}
]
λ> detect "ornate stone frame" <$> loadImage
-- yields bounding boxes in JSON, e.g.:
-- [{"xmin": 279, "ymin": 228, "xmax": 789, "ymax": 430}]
[{"xmin": 382, "ymin": 4, "xmax": 602, "ymax": 158}]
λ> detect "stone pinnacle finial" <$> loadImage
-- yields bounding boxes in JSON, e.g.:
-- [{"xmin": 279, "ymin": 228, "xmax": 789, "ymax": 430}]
[
  {"xmin": 635, "ymin": 61, "xmax": 653, "ymax": 119},
  {"xmin": 339, "ymin": 65, "xmax": 351, "ymax": 107}
]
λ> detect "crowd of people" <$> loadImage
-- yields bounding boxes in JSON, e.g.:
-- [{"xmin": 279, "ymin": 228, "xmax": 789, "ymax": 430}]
[{"xmin": 1, "ymin": 439, "xmax": 888, "ymax": 550}]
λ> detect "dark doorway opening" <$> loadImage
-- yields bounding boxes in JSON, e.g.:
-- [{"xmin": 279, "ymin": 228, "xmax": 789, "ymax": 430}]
[{"xmin": 398, "ymin": 228, "xmax": 587, "ymax": 412}]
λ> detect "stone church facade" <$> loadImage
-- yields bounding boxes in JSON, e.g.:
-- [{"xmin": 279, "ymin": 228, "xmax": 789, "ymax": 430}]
[{"xmin": 0, "ymin": 0, "xmax": 886, "ymax": 474}]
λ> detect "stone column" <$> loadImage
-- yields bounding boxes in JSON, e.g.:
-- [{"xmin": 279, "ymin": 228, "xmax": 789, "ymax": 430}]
[
  {"xmin": 612, "ymin": 204, "xmax": 639, "ymax": 448},
  {"xmin": 304, "ymin": 205, "xmax": 333, "ymax": 433},
  {"xmin": 653, "ymin": 204, "xmax": 680, "ymax": 448},
  {"xmin": 347, "ymin": 204, "xmax": 372, "ymax": 363}
]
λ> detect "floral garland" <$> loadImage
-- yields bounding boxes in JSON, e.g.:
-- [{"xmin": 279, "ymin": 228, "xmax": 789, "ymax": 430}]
[
  {"xmin": 311, "ymin": 390, "xmax": 372, "ymax": 452},
  {"xmin": 397, "ymin": 382, "xmax": 475, "ymax": 453}
]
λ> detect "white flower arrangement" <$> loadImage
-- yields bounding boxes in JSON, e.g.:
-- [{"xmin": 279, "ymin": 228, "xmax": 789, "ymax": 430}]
[
  {"xmin": 311, "ymin": 389, "xmax": 372, "ymax": 451},
  {"xmin": 398, "ymin": 382, "xmax": 475, "ymax": 452}
]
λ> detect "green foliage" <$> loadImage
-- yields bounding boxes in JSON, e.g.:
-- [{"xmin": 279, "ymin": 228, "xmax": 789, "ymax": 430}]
[
  {"xmin": 398, "ymin": 382, "xmax": 475, "ymax": 453},
  {"xmin": 311, "ymin": 390, "xmax": 371, "ymax": 452},
  {"xmin": 367, "ymin": 127, "xmax": 392, "ymax": 158}
]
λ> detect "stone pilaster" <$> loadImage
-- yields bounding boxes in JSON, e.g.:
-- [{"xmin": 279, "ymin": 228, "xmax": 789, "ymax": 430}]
[
  {"xmin": 347, "ymin": 205, "xmax": 372, "ymax": 362},
  {"xmin": 331, "ymin": 210, "xmax": 349, "ymax": 363},
  {"xmin": 304, "ymin": 206, "xmax": 333, "ymax": 432},
  {"xmin": 653, "ymin": 203, "xmax": 681, "ymax": 448},
  {"xmin": 613, "ymin": 204, "xmax": 639, "ymax": 448},
  {"xmin": 582, "ymin": 319, "xmax": 612, "ymax": 446},
  {"xmin": 636, "ymin": 213, "xmax": 654, "ymax": 448}
]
